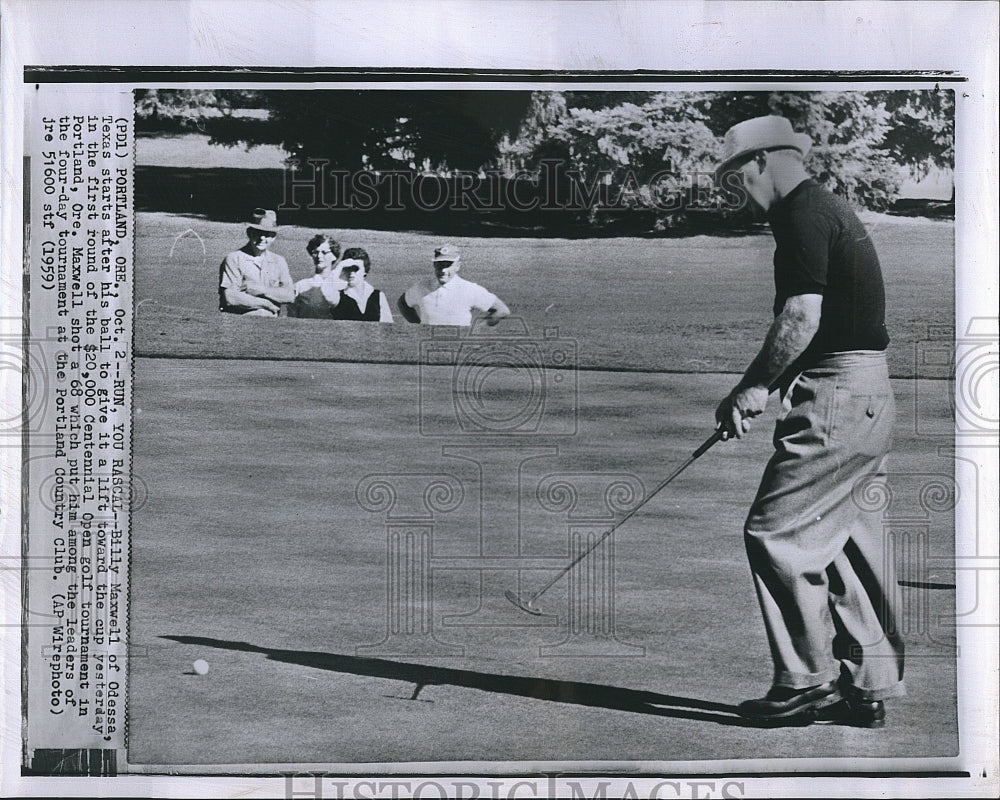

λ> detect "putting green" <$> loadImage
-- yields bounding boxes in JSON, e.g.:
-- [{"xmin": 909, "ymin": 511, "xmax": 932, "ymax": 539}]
[{"xmin": 128, "ymin": 359, "xmax": 956, "ymax": 767}]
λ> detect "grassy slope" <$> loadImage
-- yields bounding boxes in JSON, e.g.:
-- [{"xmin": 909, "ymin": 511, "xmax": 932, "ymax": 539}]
[{"xmin": 135, "ymin": 212, "xmax": 954, "ymax": 378}]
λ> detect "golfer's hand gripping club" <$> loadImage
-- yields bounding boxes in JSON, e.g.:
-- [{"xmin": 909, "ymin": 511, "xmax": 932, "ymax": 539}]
[{"xmin": 505, "ymin": 429, "xmax": 726, "ymax": 616}]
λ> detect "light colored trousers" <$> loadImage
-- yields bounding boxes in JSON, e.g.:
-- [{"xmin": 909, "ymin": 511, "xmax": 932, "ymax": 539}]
[{"xmin": 745, "ymin": 351, "xmax": 906, "ymax": 701}]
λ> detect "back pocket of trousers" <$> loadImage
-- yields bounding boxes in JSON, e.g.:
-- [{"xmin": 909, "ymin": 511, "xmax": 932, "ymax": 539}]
[{"xmin": 830, "ymin": 391, "xmax": 890, "ymax": 448}]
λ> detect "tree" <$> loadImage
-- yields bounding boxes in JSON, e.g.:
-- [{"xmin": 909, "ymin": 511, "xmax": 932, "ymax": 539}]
[
  {"xmin": 765, "ymin": 92, "xmax": 903, "ymax": 211},
  {"xmin": 703, "ymin": 89, "xmax": 954, "ymax": 209},
  {"xmin": 207, "ymin": 90, "xmax": 532, "ymax": 174},
  {"xmin": 497, "ymin": 91, "xmax": 570, "ymax": 173},
  {"xmin": 134, "ymin": 89, "xmax": 220, "ymax": 131},
  {"xmin": 876, "ymin": 88, "xmax": 955, "ymax": 180},
  {"xmin": 500, "ymin": 92, "xmax": 723, "ymax": 227},
  {"xmin": 148, "ymin": 88, "xmax": 954, "ymax": 229}
]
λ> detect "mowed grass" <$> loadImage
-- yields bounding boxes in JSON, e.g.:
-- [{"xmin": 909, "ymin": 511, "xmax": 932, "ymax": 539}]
[
  {"xmin": 128, "ymin": 360, "xmax": 957, "ymax": 766},
  {"xmin": 135, "ymin": 212, "xmax": 954, "ymax": 377},
  {"xmin": 137, "ymin": 132, "xmax": 287, "ymax": 170}
]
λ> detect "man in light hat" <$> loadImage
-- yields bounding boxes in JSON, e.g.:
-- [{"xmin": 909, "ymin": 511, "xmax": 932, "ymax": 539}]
[
  {"xmin": 219, "ymin": 208, "xmax": 295, "ymax": 316},
  {"xmin": 713, "ymin": 115, "xmax": 903, "ymax": 727},
  {"xmin": 398, "ymin": 245, "xmax": 510, "ymax": 326}
]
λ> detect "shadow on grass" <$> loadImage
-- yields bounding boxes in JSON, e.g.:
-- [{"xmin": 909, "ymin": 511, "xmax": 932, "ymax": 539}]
[
  {"xmin": 135, "ymin": 165, "xmax": 773, "ymax": 239},
  {"xmin": 161, "ymin": 634, "xmax": 766, "ymax": 727}
]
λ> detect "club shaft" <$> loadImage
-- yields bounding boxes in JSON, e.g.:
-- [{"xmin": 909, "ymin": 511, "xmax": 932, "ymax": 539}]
[{"xmin": 525, "ymin": 429, "xmax": 724, "ymax": 603}]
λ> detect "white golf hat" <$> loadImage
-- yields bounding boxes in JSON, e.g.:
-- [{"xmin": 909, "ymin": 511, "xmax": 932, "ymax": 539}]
[
  {"xmin": 433, "ymin": 245, "xmax": 461, "ymax": 264},
  {"xmin": 716, "ymin": 115, "xmax": 813, "ymax": 176}
]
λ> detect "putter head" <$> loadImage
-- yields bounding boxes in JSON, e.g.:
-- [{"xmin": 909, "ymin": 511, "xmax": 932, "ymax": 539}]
[{"xmin": 504, "ymin": 589, "xmax": 545, "ymax": 617}]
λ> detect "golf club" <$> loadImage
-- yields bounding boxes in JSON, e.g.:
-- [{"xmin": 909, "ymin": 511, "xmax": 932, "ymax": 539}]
[{"xmin": 505, "ymin": 428, "xmax": 726, "ymax": 616}]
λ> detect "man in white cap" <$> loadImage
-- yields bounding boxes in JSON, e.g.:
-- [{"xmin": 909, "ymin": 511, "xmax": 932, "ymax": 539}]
[
  {"xmin": 218, "ymin": 208, "xmax": 295, "ymax": 316},
  {"xmin": 713, "ymin": 116, "xmax": 903, "ymax": 727},
  {"xmin": 398, "ymin": 245, "xmax": 510, "ymax": 326}
]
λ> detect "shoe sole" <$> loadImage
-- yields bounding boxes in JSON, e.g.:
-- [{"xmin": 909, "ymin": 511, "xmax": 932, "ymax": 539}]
[
  {"xmin": 738, "ymin": 687, "xmax": 843, "ymax": 721},
  {"xmin": 813, "ymin": 715, "xmax": 886, "ymax": 729},
  {"xmin": 813, "ymin": 701, "xmax": 887, "ymax": 729}
]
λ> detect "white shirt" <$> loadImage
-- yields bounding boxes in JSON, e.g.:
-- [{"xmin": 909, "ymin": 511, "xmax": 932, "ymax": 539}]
[
  {"xmin": 294, "ymin": 273, "xmax": 347, "ymax": 303},
  {"xmin": 404, "ymin": 275, "xmax": 499, "ymax": 326}
]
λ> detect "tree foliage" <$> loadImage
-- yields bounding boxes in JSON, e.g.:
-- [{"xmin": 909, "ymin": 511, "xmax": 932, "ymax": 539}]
[
  {"xmin": 501, "ymin": 92, "xmax": 720, "ymax": 210},
  {"xmin": 134, "ymin": 89, "xmax": 263, "ymax": 132},
  {"xmin": 766, "ymin": 92, "xmax": 903, "ymax": 211},
  {"xmin": 876, "ymin": 88, "xmax": 955, "ymax": 181},
  {"xmin": 135, "ymin": 89, "xmax": 219, "ymax": 131},
  {"xmin": 207, "ymin": 90, "xmax": 532, "ymax": 173},
  {"xmin": 145, "ymin": 88, "xmax": 954, "ymax": 225},
  {"xmin": 500, "ymin": 89, "xmax": 953, "ymax": 215}
]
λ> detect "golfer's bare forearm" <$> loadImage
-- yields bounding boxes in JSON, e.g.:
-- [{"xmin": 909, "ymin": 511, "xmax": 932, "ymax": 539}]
[{"xmin": 738, "ymin": 294, "xmax": 822, "ymax": 390}]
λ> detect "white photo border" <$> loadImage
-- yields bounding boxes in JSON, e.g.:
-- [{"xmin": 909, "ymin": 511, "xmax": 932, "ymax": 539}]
[{"xmin": 2, "ymin": 2, "xmax": 997, "ymax": 799}]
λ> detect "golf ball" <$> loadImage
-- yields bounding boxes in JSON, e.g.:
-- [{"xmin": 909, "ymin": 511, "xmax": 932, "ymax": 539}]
[{"xmin": 193, "ymin": 659, "xmax": 210, "ymax": 675}]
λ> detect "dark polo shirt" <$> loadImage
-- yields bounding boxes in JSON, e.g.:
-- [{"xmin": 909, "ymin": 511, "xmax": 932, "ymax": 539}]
[{"xmin": 767, "ymin": 179, "xmax": 890, "ymax": 360}]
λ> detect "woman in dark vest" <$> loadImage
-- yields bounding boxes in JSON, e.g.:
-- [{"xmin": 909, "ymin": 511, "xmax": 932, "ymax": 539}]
[{"xmin": 329, "ymin": 247, "xmax": 395, "ymax": 322}]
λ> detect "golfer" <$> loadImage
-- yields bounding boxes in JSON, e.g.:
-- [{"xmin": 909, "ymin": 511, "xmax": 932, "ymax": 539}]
[
  {"xmin": 713, "ymin": 116, "xmax": 903, "ymax": 728},
  {"xmin": 288, "ymin": 233, "xmax": 347, "ymax": 319},
  {"xmin": 329, "ymin": 247, "xmax": 394, "ymax": 322},
  {"xmin": 398, "ymin": 245, "xmax": 510, "ymax": 326},
  {"xmin": 218, "ymin": 208, "xmax": 295, "ymax": 316}
]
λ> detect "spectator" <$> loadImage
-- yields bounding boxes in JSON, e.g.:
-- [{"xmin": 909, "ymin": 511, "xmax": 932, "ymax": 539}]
[
  {"xmin": 288, "ymin": 233, "xmax": 347, "ymax": 319},
  {"xmin": 398, "ymin": 245, "xmax": 510, "ymax": 326},
  {"xmin": 329, "ymin": 247, "xmax": 394, "ymax": 322},
  {"xmin": 218, "ymin": 208, "xmax": 294, "ymax": 316}
]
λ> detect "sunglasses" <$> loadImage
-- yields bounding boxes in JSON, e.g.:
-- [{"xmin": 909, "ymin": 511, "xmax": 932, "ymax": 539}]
[{"xmin": 341, "ymin": 265, "xmax": 362, "ymax": 274}]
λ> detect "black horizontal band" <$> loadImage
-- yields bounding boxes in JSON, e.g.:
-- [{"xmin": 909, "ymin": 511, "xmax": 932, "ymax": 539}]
[{"xmin": 24, "ymin": 66, "xmax": 967, "ymax": 84}]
